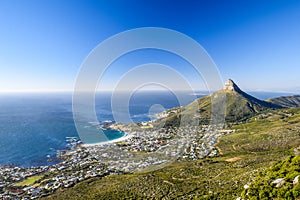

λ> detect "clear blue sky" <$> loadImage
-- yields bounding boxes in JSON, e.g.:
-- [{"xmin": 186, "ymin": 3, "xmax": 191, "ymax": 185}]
[{"xmin": 0, "ymin": 0, "xmax": 300, "ymax": 92}]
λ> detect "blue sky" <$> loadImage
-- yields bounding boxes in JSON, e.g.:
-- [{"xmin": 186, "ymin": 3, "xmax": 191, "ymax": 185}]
[{"xmin": 0, "ymin": 0, "xmax": 300, "ymax": 92}]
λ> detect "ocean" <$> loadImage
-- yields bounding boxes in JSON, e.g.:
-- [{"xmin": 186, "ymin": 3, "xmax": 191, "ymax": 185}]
[
  {"xmin": 0, "ymin": 91, "xmax": 199, "ymax": 167},
  {"xmin": 0, "ymin": 91, "xmax": 294, "ymax": 167}
]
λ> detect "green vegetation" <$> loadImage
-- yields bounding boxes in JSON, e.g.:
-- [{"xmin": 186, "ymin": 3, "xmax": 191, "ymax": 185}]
[
  {"xmin": 155, "ymin": 79, "xmax": 283, "ymax": 128},
  {"xmin": 14, "ymin": 175, "xmax": 43, "ymax": 187},
  {"xmin": 43, "ymin": 82, "xmax": 300, "ymax": 199},
  {"xmin": 44, "ymin": 108, "xmax": 300, "ymax": 199},
  {"xmin": 156, "ymin": 89, "xmax": 279, "ymax": 128},
  {"xmin": 241, "ymin": 155, "xmax": 300, "ymax": 199},
  {"xmin": 267, "ymin": 95, "xmax": 300, "ymax": 108}
]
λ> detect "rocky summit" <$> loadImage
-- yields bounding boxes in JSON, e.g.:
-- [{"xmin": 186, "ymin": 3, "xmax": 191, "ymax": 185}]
[{"xmin": 223, "ymin": 79, "xmax": 242, "ymax": 93}]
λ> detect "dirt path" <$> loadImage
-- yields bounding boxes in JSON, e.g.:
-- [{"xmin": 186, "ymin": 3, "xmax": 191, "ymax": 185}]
[
  {"xmin": 225, "ymin": 157, "xmax": 242, "ymax": 162},
  {"xmin": 215, "ymin": 138, "xmax": 223, "ymax": 155}
]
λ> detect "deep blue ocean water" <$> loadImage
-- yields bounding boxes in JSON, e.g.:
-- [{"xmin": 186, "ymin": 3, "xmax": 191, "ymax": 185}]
[
  {"xmin": 0, "ymin": 91, "xmax": 295, "ymax": 167},
  {"xmin": 0, "ymin": 91, "xmax": 199, "ymax": 167}
]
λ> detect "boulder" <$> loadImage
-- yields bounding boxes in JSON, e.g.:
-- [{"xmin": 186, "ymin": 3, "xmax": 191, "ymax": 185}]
[
  {"xmin": 293, "ymin": 175, "xmax": 299, "ymax": 186},
  {"xmin": 272, "ymin": 178, "xmax": 285, "ymax": 188},
  {"xmin": 243, "ymin": 184, "xmax": 249, "ymax": 189}
]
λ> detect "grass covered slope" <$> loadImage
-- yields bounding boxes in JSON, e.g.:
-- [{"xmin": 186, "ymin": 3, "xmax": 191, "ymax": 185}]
[
  {"xmin": 241, "ymin": 155, "xmax": 300, "ymax": 199},
  {"xmin": 267, "ymin": 95, "xmax": 300, "ymax": 108},
  {"xmin": 44, "ymin": 108, "xmax": 300, "ymax": 200},
  {"xmin": 215, "ymin": 88, "xmax": 279, "ymax": 122}
]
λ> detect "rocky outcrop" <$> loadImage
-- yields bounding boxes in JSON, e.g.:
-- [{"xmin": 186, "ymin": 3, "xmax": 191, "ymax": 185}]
[
  {"xmin": 293, "ymin": 175, "xmax": 299, "ymax": 186},
  {"xmin": 223, "ymin": 79, "xmax": 242, "ymax": 93},
  {"xmin": 272, "ymin": 178, "xmax": 285, "ymax": 188}
]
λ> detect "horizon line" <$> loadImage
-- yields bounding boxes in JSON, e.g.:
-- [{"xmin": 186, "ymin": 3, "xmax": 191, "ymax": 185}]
[{"xmin": 0, "ymin": 89, "xmax": 298, "ymax": 94}]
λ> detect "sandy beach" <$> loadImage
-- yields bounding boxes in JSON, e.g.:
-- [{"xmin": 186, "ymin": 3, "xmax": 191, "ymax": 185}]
[{"xmin": 82, "ymin": 132, "xmax": 134, "ymax": 147}]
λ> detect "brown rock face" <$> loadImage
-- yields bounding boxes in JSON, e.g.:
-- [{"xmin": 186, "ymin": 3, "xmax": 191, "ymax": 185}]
[{"xmin": 223, "ymin": 79, "xmax": 241, "ymax": 92}]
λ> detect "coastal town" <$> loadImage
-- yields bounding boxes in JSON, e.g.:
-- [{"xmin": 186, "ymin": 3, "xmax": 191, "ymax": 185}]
[
  {"xmin": 0, "ymin": 139, "xmax": 113, "ymax": 199},
  {"xmin": 0, "ymin": 124, "xmax": 233, "ymax": 199}
]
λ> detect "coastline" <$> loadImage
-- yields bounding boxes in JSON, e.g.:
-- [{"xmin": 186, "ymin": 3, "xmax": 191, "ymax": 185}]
[{"xmin": 82, "ymin": 132, "xmax": 134, "ymax": 147}]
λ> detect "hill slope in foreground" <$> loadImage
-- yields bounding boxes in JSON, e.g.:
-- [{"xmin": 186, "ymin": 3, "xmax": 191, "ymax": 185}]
[{"xmin": 44, "ymin": 97, "xmax": 300, "ymax": 198}]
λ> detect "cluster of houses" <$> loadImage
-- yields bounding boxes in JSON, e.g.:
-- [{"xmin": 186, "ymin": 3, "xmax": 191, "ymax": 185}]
[
  {"xmin": 86, "ymin": 125, "xmax": 234, "ymax": 172},
  {"xmin": 0, "ymin": 124, "xmax": 234, "ymax": 199},
  {"xmin": 117, "ymin": 128, "xmax": 174, "ymax": 152},
  {"xmin": 0, "ymin": 165, "xmax": 49, "ymax": 199},
  {"xmin": 87, "ymin": 143, "xmax": 170, "ymax": 172},
  {"xmin": 183, "ymin": 129, "xmax": 234, "ymax": 160},
  {"xmin": 0, "ymin": 146, "xmax": 113, "ymax": 199},
  {"xmin": 155, "ymin": 107, "xmax": 181, "ymax": 120},
  {"xmin": 117, "ymin": 125, "xmax": 234, "ymax": 160}
]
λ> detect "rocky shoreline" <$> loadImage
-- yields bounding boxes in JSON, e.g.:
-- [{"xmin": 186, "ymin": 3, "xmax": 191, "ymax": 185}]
[{"xmin": 0, "ymin": 123, "xmax": 234, "ymax": 199}]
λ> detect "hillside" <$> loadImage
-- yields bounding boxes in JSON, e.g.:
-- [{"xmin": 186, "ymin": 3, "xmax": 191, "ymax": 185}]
[
  {"xmin": 156, "ymin": 79, "xmax": 281, "ymax": 127},
  {"xmin": 241, "ymin": 155, "xmax": 300, "ymax": 199},
  {"xmin": 44, "ymin": 107, "xmax": 300, "ymax": 199},
  {"xmin": 267, "ymin": 95, "xmax": 300, "ymax": 108},
  {"xmin": 41, "ymin": 80, "xmax": 300, "ymax": 199}
]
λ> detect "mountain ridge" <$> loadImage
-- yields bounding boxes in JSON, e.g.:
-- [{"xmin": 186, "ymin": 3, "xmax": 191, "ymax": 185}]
[
  {"xmin": 267, "ymin": 95, "xmax": 300, "ymax": 108},
  {"xmin": 156, "ymin": 79, "xmax": 284, "ymax": 126}
]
